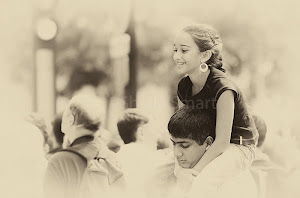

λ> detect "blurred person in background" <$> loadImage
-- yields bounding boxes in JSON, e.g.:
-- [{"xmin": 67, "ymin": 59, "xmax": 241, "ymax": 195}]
[
  {"xmin": 251, "ymin": 114, "xmax": 272, "ymax": 168},
  {"xmin": 117, "ymin": 108, "xmax": 163, "ymax": 198},
  {"xmin": 25, "ymin": 112, "xmax": 65, "ymax": 160},
  {"xmin": 174, "ymin": 23, "xmax": 258, "ymax": 198},
  {"xmin": 26, "ymin": 111, "xmax": 118, "ymax": 159},
  {"xmin": 0, "ymin": 119, "xmax": 47, "ymax": 198},
  {"xmin": 117, "ymin": 108, "xmax": 150, "ymax": 145},
  {"xmin": 25, "ymin": 112, "xmax": 51, "ymax": 156},
  {"xmin": 253, "ymin": 115, "xmax": 267, "ymax": 149},
  {"xmin": 250, "ymin": 114, "xmax": 299, "ymax": 198},
  {"xmin": 44, "ymin": 94, "xmax": 124, "ymax": 198},
  {"xmin": 100, "ymin": 127, "xmax": 123, "ymax": 153},
  {"xmin": 250, "ymin": 114, "xmax": 272, "ymax": 198},
  {"xmin": 50, "ymin": 112, "xmax": 122, "ymax": 155},
  {"xmin": 47, "ymin": 112, "xmax": 65, "ymax": 157}
]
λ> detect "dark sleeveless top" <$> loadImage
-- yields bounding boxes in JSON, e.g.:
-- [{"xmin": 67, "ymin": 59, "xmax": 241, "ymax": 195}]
[{"xmin": 177, "ymin": 67, "xmax": 258, "ymax": 145}]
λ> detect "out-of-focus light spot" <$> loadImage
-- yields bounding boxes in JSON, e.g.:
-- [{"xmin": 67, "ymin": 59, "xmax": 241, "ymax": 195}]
[{"xmin": 36, "ymin": 17, "xmax": 57, "ymax": 41}]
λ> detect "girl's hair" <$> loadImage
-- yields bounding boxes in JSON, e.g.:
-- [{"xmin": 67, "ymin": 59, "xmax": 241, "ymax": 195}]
[{"xmin": 182, "ymin": 24, "xmax": 225, "ymax": 72}]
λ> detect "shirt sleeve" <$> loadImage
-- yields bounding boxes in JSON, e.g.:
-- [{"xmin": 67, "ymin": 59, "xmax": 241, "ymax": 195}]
[{"xmin": 213, "ymin": 79, "xmax": 239, "ymax": 102}]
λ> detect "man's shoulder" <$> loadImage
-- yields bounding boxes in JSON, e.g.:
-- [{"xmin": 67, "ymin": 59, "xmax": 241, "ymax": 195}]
[
  {"xmin": 49, "ymin": 150, "xmax": 86, "ymax": 165},
  {"xmin": 44, "ymin": 147, "xmax": 89, "ymax": 198}
]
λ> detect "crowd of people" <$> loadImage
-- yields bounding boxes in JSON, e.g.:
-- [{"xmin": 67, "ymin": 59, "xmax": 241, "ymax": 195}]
[{"xmin": 18, "ymin": 23, "xmax": 297, "ymax": 198}]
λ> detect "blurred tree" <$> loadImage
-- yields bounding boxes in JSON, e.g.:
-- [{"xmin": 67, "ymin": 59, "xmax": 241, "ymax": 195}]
[
  {"xmin": 136, "ymin": 23, "xmax": 175, "ymax": 86},
  {"xmin": 55, "ymin": 20, "xmax": 113, "ymax": 97},
  {"xmin": 67, "ymin": 67, "xmax": 109, "ymax": 95}
]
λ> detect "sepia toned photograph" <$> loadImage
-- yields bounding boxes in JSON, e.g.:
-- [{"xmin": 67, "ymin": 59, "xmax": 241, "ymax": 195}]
[{"xmin": 1, "ymin": 0, "xmax": 299, "ymax": 197}]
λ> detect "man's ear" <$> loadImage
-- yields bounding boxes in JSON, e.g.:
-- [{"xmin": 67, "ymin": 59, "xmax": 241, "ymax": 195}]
[
  {"xmin": 204, "ymin": 136, "xmax": 214, "ymax": 151},
  {"xmin": 65, "ymin": 114, "xmax": 75, "ymax": 127}
]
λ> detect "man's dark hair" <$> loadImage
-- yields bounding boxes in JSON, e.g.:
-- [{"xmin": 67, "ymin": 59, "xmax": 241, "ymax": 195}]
[
  {"xmin": 52, "ymin": 112, "xmax": 64, "ymax": 146},
  {"xmin": 168, "ymin": 106, "xmax": 215, "ymax": 145},
  {"xmin": 117, "ymin": 108, "xmax": 149, "ymax": 144},
  {"xmin": 253, "ymin": 114, "xmax": 267, "ymax": 148}
]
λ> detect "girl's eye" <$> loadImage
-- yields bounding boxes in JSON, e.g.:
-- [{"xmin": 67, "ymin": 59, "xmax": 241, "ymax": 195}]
[
  {"xmin": 182, "ymin": 49, "xmax": 188, "ymax": 53},
  {"xmin": 173, "ymin": 49, "xmax": 177, "ymax": 52}
]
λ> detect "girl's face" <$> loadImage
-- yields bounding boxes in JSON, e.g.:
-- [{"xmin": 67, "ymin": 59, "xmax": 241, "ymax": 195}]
[{"xmin": 173, "ymin": 31, "xmax": 202, "ymax": 75}]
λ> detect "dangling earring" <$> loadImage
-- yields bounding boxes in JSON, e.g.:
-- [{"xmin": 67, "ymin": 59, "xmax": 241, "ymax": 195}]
[{"xmin": 199, "ymin": 62, "xmax": 208, "ymax": 73}]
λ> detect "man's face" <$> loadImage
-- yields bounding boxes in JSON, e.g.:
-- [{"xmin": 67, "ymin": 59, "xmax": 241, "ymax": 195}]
[{"xmin": 171, "ymin": 136, "xmax": 206, "ymax": 169}]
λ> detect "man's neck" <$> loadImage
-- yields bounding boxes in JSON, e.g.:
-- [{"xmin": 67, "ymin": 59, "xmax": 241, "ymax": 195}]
[{"xmin": 67, "ymin": 127, "xmax": 95, "ymax": 145}]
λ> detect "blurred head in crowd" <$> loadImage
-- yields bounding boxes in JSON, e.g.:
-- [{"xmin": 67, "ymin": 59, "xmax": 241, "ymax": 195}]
[
  {"xmin": 25, "ymin": 113, "xmax": 51, "ymax": 155},
  {"xmin": 168, "ymin": 105, "xmax": 215, "ymax": 168},
  {"xmin": 173, "ymin": 23, "xmax": 225, "ymax": 75},
  {"xmin": 45, "ymin": 112, "xmax": 65, "ymax": 156},
  {"xmin": 61, "ymin": 94, "xmax": 102, "ymax": 144},
  {"xmin": 253, "ymin": 114, "xmax": 267, "ymax": 148},
  {"xmin": 117, "ymin": 108, "xmax": 150, "ymax": 144},
  {"xmin": 52, "ymin": 112, "xmax": 64, "ymax": 146}
]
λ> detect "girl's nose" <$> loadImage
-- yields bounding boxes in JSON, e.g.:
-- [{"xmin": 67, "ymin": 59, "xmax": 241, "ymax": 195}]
[{"xmin": 173, "ymin": 51, "xmax": 181, "ymax": 61}]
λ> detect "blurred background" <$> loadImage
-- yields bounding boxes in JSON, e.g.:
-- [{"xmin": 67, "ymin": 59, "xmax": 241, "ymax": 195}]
[{"xmin": 1, "ymin": 0, "xmax": 300, "ymax": 195}]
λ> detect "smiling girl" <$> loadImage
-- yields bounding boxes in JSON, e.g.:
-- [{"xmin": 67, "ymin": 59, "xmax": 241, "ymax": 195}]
[{"xmin": 173, "ymin": 24, "xmax": 259, "ymax": 197}]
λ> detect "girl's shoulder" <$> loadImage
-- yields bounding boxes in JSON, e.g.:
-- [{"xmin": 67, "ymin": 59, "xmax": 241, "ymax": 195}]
[
  {"xmin": 209, "ymin": 67, "xmax": 234, "ymax": 83},
  {"xmin": 208, "ymin": 67, "xmax": 240, "ymax": 101}
]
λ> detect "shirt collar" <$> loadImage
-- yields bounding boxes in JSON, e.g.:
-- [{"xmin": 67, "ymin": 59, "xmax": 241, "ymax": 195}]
[{"xmin": 70, "ymin": 135, "xmax": 94, "ymax": 147}]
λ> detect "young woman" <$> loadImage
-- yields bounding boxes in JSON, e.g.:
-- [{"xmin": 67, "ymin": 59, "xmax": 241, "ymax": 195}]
[{"xmin": 173, "ymin": 23, "xmax": 259, "ymax": 197}]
